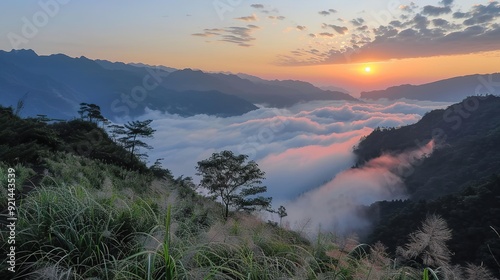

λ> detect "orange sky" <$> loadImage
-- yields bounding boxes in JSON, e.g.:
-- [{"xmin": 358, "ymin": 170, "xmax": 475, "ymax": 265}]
[{"xmin": 2, "ymin": 1, "xmax": 499, "ymax": 94}]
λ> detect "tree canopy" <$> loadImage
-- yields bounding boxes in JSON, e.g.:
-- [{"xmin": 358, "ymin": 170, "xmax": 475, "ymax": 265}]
[
  {"xmin": 120, "ymin": 120, "xmax": 156, "ymax": 162},
  {"xmin": 196, "ymin": 150, "xmax": 272, "ymax": 219},
  {"xmin": 78, "ymin": 103, "xmax": 106, "ymax": 125}
]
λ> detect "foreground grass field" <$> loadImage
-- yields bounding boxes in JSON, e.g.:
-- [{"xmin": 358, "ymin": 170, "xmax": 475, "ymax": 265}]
[{"xmin": 1, "ymin": 152, "xmax": 498, "ymax": 279}]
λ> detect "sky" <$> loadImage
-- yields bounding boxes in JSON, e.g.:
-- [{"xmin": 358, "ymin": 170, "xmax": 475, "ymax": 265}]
[{"xmin": 1, "ymin": 0, "xmax": 500, "ymax": 93}]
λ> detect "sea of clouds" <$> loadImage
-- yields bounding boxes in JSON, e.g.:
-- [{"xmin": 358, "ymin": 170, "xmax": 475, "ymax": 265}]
[{"xmin": 141, "ymin": 99, "xmax": 450, "ymax": 235}]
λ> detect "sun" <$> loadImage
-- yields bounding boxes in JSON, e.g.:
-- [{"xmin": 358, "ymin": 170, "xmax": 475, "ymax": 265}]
[{"xmin": 364, "ymin": 66, "xmax": 371, "ymax": 73}]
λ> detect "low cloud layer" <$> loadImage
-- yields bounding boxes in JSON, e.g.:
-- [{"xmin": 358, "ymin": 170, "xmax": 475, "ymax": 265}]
[
  {"xmin": 139, "ymin": 100, "xmax": 449, "ymax": 233},
  {"xmin": 284, "ymin": 140, "xmax": 435, "ymax": 236}
]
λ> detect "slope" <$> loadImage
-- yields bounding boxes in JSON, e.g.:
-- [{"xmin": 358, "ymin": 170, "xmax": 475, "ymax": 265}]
[{"xmin": 354, "ymin": 95, "xmax": 500, "ymax": 200}]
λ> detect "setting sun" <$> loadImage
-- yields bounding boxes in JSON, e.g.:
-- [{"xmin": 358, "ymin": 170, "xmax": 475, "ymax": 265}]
[{"xmin": 364, "ymin": 66, "xmax": 371, "ymax": 73}]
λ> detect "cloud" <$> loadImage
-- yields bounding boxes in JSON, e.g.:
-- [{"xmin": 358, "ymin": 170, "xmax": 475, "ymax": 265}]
[
  {"xmin": 250, "ymin": 4, "xmax": 264, "ymax": 9},
  {"xmin": 250, "ymin": 3, "xmax": 280, "ymax": 15},
  {"xmin": 268, "ymin": 15, "xmax": 285, "ymax": 20},
  {"xmin": 422, "ymin": 5, "xmax": 452, "ymax": 16},
  {"xmin": 277, "ymin": 0, "xmax": 500, "ymax": 65},
  {"xmin": 284, "ymin": 140, "xmax": 435, "ymax": 236},
  {"xmin": 319, "ymin": 9, "xmax": 338, "ymax": 16},
  {"xmin": 350, "ymin": 18, "xmax": 365, "ymax": 27},
  {"xmin": 192, "ymin": 25, "xmax": 260, "ymax": 47},
  {"xmin": 400, "ymin": 3, "xmax": 418, "ymax": 13},
  {"xmin": 440, "ymin": 0, "xmax": 454, "ymax": 6},
  {"xmin": 319, "ymin": 32, "xmax": 335, "ymax": 38},
  {"xmin": 322, "ymin": 23, "xmax": 349, "ymax": 34},
  {"xmin": 235, "ymin": 14, "xmax": 258, "ymax": 22},
  {"xmin": 140, "ymin": 100, "xmax": 450, "ymax": 217},
  {"xmin": 463, "ymin": 1, "xmax": 500, "ymax": 26},
  {"xmin": 296, "ymin": 25, "xmax": 307, "ymax": 31},
  {"xmin": 191, "ymin": 28, "xmax": 223, "ymax": 37}
]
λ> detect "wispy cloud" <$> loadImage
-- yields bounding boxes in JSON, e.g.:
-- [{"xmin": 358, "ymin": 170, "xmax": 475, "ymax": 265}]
[
  {"xmin": 192, "ymin": 25, "xmax": 260, "ymax": 47},
  {"xmin": 284, "ymin": 140, "xmax": 435, "ymax": 235},
  {"xmin": 250, "ymin": 4, "xmax": 264, "ymax": 9},
  {"xmin": 322, "ymin": 23, "xmax": 349, "ymax": 34},
  {"xmin": 319, "ymin": 9, "xmax": 338, "ymax": 16},
  {"xmin": 235, "ymin": 14, "xmax": 258, "ymax": 22},
  {"xmin": 268, "ymin": 15, "xmax": 285, "ymax": 20}
]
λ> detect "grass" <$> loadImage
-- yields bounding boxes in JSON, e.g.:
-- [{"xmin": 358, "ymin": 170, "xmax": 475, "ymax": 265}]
[{"xmin": 1, "ymin": 152, "xmax": 498, "ymax": 279}]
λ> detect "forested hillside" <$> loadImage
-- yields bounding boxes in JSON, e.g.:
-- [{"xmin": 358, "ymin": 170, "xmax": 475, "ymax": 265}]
[
  {"xmin": 354, "ymin": 95, "xmax": 500, "ymax": 200},
  {"xmin": 366, "ymin": 176, "xmax": 500, "ymax": 277},
  {"xmin": 353, "ymin": 95, "xmax": 500, "ymax": 278}
]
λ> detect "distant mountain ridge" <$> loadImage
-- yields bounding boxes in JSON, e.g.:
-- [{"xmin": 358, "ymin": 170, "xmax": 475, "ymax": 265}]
[
  {"xmin": 0, "ymin": 49, "xmax": 357, "ymax": 120},
  {"xmin": 361, "ymin": 73, "xmax": 500, "ymax": 102}
]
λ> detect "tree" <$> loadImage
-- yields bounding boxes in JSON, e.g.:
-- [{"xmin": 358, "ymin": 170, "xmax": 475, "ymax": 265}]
[
  {"xmin": 196, "ymin": 150, "xmax": 272, "ymax": 219},
  {"xmin": 122, "ymin": 119, "xmax": 156, "ymax": 162},
  {"xmin": 277, "ymin": 205, "xmax": 287, "ymax": 227},
  {"xmin": 15, "ymin": 91, "xmax": 29, "ymax": 116},
  {"xmin": 108, "ymin": 124, "xmax": 126, "ymax": 143},
  {"xmin": 78, "ymin": 103, "xmax": 105, "ymax": 125}
]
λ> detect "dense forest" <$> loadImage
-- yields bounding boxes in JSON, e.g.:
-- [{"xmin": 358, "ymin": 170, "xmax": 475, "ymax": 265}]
[{"xmin": 366, "ymin": 176, "xmax": 500, "ymax": 276}]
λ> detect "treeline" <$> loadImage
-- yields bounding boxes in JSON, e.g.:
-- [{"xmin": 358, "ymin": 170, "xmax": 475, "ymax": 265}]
[
  {"xmin": 365, "ymin": 175, "xmax": 500, "ymax": 278},
  {"xmin": 0, "ymin": 104, "xmax": 158, "ymax": 174}
]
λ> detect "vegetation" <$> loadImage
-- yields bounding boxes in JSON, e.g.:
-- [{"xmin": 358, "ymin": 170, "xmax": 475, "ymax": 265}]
[
  {"xmin": 0, "ymin": 100, "xmax": 499, "ymax": 279},
  {"xmin": 366, "ymin": 175, "xmax": 500, "ymax": 277},
  {"xmin": 354, "ymin": 95, "xmax": 500, "ymax": 200},
  {"xmin": 196, "ymin": 150, "xmax": 272, "ymax": 220},
  {"xmin": 78, "ymin": 102, "xmax": 106, "ymax": 125}
]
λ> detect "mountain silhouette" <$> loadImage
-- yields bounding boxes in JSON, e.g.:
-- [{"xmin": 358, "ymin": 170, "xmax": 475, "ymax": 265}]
[
  {"xmin": 361, "ymin": 73, "xmax": 500, "ymax": 101},
  {"xmin": 0, "ymin": 49, "xmax": 357, "ymax": 120}
]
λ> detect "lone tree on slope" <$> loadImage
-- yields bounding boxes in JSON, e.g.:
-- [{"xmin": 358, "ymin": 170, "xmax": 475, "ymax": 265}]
[
  {"xmin": 196, "ymin": 150, "xmax": 272, "ymax": 219},
  {"xmin": 78, "ymin": 103, "xmax": 106, "ymax": 125},
  {"xmin": 121, "ymin": 119, "xmax": 156, "ymax": 162}
]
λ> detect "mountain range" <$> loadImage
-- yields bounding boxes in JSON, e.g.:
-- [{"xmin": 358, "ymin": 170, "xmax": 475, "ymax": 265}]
[
  {"xmin": 0, "ymin": 49, "xmax": 356, "ymax": 120},
  {"xmin": 361, "ymin": 73, "xmax": 500, "ymax": 101}
]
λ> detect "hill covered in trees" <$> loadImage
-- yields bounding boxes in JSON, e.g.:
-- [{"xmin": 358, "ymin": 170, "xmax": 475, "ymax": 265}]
[
  {"xmin": 354, "ymin": 95, "xmax": 500, "ymax": 200},
  {"xmin": 352, "ymin": 95, "xmax": 500, "ymax": 277},
  {"xmin": 366, "ymin": 176, "xmax": 500, "ymax": 277}
]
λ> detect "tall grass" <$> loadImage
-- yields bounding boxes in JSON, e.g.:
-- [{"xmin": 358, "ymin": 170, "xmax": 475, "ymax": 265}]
[{"xmin": 2, "ymin": 153, "xmax": 498, "ymax": 279}]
